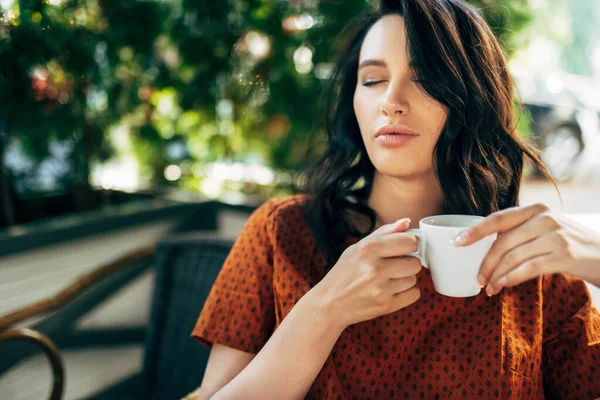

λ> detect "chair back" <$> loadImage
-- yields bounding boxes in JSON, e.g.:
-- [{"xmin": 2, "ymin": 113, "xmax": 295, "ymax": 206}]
[{"xmin": 142, "ymin": 234, "xmax": 233, "ymax": 400}]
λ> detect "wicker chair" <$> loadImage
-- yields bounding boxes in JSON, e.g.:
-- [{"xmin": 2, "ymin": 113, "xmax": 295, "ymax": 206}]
[
  {"xmin": 141, "ymin": 234, "xmax": 234, "ymax": 400},
  {"xmin": 0, "ymin": 234, "xmax": 233, "ymax": 400}
]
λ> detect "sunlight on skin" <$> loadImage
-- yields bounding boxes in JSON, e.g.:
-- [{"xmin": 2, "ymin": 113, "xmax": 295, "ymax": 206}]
[{"xmin": 452, "ymin": 203, "xmax": 600, "ymax": 296}]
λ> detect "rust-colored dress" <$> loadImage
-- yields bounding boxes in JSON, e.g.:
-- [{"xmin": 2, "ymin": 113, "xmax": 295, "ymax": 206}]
[{"xmin": 192, "ymin": 195, "xmax": 600, "ymax": 399}]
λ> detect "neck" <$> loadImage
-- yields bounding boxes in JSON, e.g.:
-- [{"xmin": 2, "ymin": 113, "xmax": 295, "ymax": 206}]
[{"xmin": 367, "ymin": 171, "xmax": 444, "ymax": 230}]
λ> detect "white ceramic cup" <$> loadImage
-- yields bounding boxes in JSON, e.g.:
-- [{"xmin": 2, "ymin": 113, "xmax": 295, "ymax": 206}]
[{"xmin": 407, "ymin": 215, "xmax": 497, "ymax": 298}]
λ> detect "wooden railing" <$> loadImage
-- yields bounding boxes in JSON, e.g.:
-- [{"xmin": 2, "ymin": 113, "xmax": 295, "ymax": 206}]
[
  {"xmin": 0, "ymin": 199, "xmax": 258, "ymax": 399},
  {"xmin": 0, "ymin": 245, "xmax": 156, "ymax": 400}
]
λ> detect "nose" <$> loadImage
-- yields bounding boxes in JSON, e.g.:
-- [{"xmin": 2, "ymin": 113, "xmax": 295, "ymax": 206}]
[
  {"xmin": 381, "ymin": 101, "xmax": 406, "ymax": 116},
  {"xmin": 380, "ymin": 85, "xmax": 409, "ymax": 117}
]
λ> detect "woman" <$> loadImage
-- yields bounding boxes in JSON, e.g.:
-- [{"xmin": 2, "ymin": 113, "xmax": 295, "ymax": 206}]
[{"xmin": 191, "ymin": 0, "xmax": 600, "ymax": 398}]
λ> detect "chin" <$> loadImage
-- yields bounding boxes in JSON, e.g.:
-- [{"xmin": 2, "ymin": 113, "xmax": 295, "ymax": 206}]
[{"xmin": 373, "ymin": 162, "xmax": 434, "ymax": 181}]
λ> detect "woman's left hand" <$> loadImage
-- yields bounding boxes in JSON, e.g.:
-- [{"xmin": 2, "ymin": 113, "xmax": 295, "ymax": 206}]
[{"xmin": 452, "ymin": 203, "xmax": 600, "ymax": 296}]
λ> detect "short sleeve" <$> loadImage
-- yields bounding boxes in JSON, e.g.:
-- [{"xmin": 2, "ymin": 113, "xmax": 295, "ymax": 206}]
[
  {"xmin": 191, "ymin": 199, "xmax": 277, "ymax": 354},
  {"xmin": 541, "ymin": 273, "xmax": 600, "ymax": 399}
]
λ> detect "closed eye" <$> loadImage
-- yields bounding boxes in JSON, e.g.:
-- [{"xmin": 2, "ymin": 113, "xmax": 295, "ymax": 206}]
[
  {"xmin": 363, "ymin": 79, "xmax": 425, "ymax": 87},
  {"xmin": 362, "ymin": 80, "xmax": 386, "ymax": 87}
]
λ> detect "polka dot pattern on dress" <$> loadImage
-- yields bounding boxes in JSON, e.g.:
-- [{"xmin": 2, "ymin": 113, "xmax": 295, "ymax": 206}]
[{"xmin": 192, "ymin": 195, "xmax": 600, "ymax": 399}]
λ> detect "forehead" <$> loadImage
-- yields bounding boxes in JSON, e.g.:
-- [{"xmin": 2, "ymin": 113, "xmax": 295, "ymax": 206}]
[{"xmin": 358, "ymin": 14, "xmax": 409, "ymax": 64}]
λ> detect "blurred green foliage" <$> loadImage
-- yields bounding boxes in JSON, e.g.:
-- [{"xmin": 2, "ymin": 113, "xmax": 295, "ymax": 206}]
[{"xmin": 0, "ymin": 0, "xmax": 533, "ymax": 198}]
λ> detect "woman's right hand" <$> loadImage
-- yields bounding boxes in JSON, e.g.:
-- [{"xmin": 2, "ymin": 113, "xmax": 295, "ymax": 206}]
[{"xmin": 312, "ymin": 218, "xmax": 422, "ymax": 329}]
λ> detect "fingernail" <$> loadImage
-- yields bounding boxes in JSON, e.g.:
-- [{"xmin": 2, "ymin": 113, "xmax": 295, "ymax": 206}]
[
  {"xmin": 451, "ymin": 231, "xmax": 468, "ymax": 246},
  {"xmin": 497, "ymin": 276, "xmax": 507, "ymax": 286},
  {"xmin": 486, "ymin": 285, "xmax": 494, "ymax": 297},
  {"xmin": 396, "ymin": 218, "xmax": 410, "ymax": 226},
  {"xmin": 477, "ymin": 274, "xmax": 487, "ymax": 287}
]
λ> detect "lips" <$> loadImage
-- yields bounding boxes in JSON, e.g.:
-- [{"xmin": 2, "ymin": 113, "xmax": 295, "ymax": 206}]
[
  {"xmin": 374, "ymin": 124, "xmax": 420, "ymax": 148},
  {"xmin": 375, "ymin": 124, "xmax": 420, "ymax": 138}
]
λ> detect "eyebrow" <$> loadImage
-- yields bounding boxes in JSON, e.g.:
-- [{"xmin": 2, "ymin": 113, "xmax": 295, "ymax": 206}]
[
  {"xmin": 358, "ymin": 59, "xmax": 417, "ymax": 71},
  {"xmin": 358, "ymin": 59, "xmax": 387, "ymax": 70}
]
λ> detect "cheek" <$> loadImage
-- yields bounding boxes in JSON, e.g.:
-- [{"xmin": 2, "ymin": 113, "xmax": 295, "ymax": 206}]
[
  {"xmin": 353, "ymin": 90, "xmax": 377, "ymax": 130},
  {"xmin": 421, "ymin": 100, "xmax": 448, "ymax": 137},
  {"xmin": 353, "ymin": 91, "xmax": 366, "ymax": 131},
  {"xmin": 434, "ymin": 107, "xmax": 448, "ymax": 132}
]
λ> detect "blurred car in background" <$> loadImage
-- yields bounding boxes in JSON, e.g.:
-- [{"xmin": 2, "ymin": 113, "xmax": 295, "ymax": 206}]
[{"xmin": 515, "ymin": 72, "xmax": 600, "ymax": 182}]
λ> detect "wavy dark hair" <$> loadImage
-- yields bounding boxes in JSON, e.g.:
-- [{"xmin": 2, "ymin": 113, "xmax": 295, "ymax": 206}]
[{"xmin": 301, "ymin": 0, "xmax": 554, "ymax": 268}]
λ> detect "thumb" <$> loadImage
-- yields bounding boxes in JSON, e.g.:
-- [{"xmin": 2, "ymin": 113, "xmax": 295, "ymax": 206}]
[{"xmin": 371, "ymin": 218, "xmax": 411, "ymax": 238}]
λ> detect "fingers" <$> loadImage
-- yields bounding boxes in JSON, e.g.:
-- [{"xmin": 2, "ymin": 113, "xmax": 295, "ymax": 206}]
[
  {"xmin": 387, "ymin": 275, "xmax": 419, "ymax": 295},
  {"xmin": 389, "ymin": 286, "xmax": 421, "ymax": 312},
  {"xmin": 369, "ymin": 218, "xmax": 411, "ymax": 239},
  {"xmin": 381, "ymin": 256, "xmax": 422, "ymax": 278},
  {"xmin": 487, "ymin": 254, "xmax": 560, "ymax": 295},
  {"xmin": 358, "ymin": 219, "xmax": 417, "ymax": 259},
  {"xmin": 484, "ymin": 235, "xmax": 555, "ymax": 295},
  {"xmin": 376, "ymin": 233, "xmax": 419, "ymax": 258},
  {"xmin": 478, "ymin": 214, "xmax": 559, "ymax": 286},
  {"xmin": 453, "ymin": 203, "xmax": 549, "ymax": 247}
]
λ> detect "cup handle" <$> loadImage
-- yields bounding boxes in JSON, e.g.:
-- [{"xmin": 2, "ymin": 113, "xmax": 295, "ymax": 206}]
[{"xmin": 407, "ymin": 229, "xmax": 428, "ymax": 268}]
